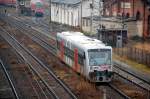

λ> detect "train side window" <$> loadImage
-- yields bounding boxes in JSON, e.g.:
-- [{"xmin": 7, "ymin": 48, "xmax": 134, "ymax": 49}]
[
  {"xmin": 78, "ymin": 52, "xmax": 85, "ymax": 65},
  {"xmin": 83, "ymin": 52, "xmax": 85, "ymax": 59},
  {"xmin": 78, "ymin": 54, "xmax": 84, "ymax": 65},
  {"xmin": 64, "ymin": 46, "xmax": 74, "ymax": 60},
  {"xmin": 136, "ymin": 11, "xmax": 141, "ymax": 20},
  {"xmin": 57, "ymin": 40, "xmax": 60, "ymax": 49}
]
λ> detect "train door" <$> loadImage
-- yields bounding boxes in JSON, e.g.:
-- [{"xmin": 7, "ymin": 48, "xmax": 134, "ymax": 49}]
[
  {"xmin": 84, "ymin": 51, "xmax": 89, "ymax": 78},
  {"xmin": 60, "ymin": 40, "xmax": 65, "ymax": 61},
  {"xmin": 83, "ymin": 52, "xmax": 87, "ymax": 76}
]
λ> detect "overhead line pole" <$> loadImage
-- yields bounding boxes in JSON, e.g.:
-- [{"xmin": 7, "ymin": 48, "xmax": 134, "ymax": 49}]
[
  {"xmin": 90, "ymin": 0, "xmax": 94, "ymax": 33},
  {"xmin": 16, "ymin": 0, "xmax": 19, "ymax": 15},
  {"xmin": 120, "ymin": 0, "xmax": 125, "ymax": 48},
  {"xmin": 98, "ymin": 0, "xmax": 102, "ymax": 40},
  {"xmin": 99, "ymin": 0, "xmax": 102, "ymax": 29},
  {"xmin": 49, "ymin": 0, "xmax": 52, "ymax": 31},
  {"xmin": 49, "ymin": 0, "xmax": 51, "ymax": 23},
  {"xmin": 80, "ymin": 0, "xmax": 83, "ymax": 31}
]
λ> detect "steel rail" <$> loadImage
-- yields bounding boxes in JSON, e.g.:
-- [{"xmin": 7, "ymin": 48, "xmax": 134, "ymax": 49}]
[
  {"xmin": 113, "ymin": 70, "xmax": 149, "ymax": 91},
  {"xmin": 114, "ymin": 63, "xmax": 150, "ymax": 85},
  {"xmin": 0, "ymin": 59, "xmax": 20, "ymax": 99},
  {"xmin": 1, "ymin": 16, "xmax": 77, "ymax": 99},
  {"xmin": 113, "ymin": 63, "xmax": 150, "ymax": 91},
  {"xmin": 25, "ymin": 61, "xmax": 52, "ymax": 99},
  {"xmin": 6, "ymin": 16, "xmax": 132, "ymax": 99},
  {"xmin": 108, "ymin": 83, "xmax": 131, "ymax": 99},
  {"xmin": 12, "ymin": 29, "xmax": 77, "ymax": 99},
  {"xmin": 12, "ymin": 16, "xmax": 56, "ymax": 40},
  {"xmin": 1, "ymin": 15, "xmax": 143, "ymax": 99},
  {"xmin": 0, "ymin": 25, "xmax": 77, "ymax": 99},
  {"xmin": 0, "ymin": 16, "xmax": 56, "ymax": 55},
  {"xmin": 4, "ymin": 15, "xmax": 150, "ymax": 99},
  {"xmin": 11, "ymin": 16, "xmax": 77, "ymax": 99},
  {"xmin": 14, "ymin": 20, "xmax": 56, "ymax": 53},
  {"xmin": 8, "ymin": 15, "xmax": 132, "ymax": 99},
  {"xmin": 0, "ymin": 28, "xmax": 60, "ymax": 99}
]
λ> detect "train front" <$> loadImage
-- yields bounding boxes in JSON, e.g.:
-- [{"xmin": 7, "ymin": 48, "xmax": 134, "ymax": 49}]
[
  {"xmin": 88, "ymin": 48, "xmax": 113, "ymax": 82},
  {"xmin": 30, "ymin": 0, "xmax": 44, "ymax": 17}
]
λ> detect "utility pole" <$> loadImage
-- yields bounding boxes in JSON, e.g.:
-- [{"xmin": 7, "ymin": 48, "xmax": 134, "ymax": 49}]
[
  {"xmin": 121, "ymin": 0, "xmax": 125, "ymax": 47},
  {"xmin": 90, "ymin": 0, "xmax": 94, "ymax": 33},
  {"xmin": 16, "ymin": 0, "xmax": 19, "ymax": 15},
  {"xmin": 98, "ymin": 0, "xmax": 102, "ymax": 40},
  {"xmin": 49, "ymin": 0, "xmax": 51, "ymax": 23},
  {"xmin": 99, "ymin": 0, "xmax": 102, "ymax": 29},
  {"xmin": 80, "ymin": 0, "xmax": 83, "ymax": 31},
  {"xmin": 49, "ymin": 0, "xmax": 52, "ymax": 31}
]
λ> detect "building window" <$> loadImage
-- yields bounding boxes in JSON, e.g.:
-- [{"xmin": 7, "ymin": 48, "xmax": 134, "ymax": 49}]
[
  {"xmin": 126, "ymin": 13, "xmax": 130, "ymax": 18},
  {"xmin": 136, "ymin": 11, "xmax": 141, "ymax": 20},
  {"xmin": 86, "ymin": 19, "xmax": 89, "ymax": 26},
  {"xmin": 148, "ymin": 15, "xmax": 150, "ymax": 36},
  {"xmin": 82, "ymin": 19, "xmax": 85, "ymax": 26},
  {"xmin": 71, "ymin": 12, "xmax": 73, "ymax": 26},
  {"xmin": 122, "ymin": 12, "xmax": 125, "ymax": 18}
]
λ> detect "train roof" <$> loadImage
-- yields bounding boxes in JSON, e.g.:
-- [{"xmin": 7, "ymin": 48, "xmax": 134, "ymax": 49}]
[{"xmin": 57, "ymin": 31, "xmax": 112, "ymax": 51}]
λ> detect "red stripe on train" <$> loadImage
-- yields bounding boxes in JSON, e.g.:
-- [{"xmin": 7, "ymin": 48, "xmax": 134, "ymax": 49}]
[
  {"xmin": 74, "ymin": 48, "xmax": 78, "ymax": 72},
  {"xmin": 60, "ymin": 41, "xmax": 64, "ymax": 61}
]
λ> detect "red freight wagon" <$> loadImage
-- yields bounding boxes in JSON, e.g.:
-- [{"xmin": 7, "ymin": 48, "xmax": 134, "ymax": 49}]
[{"xmin": 0, "ymin": 0, "xmax": 16, "ymax": 5}]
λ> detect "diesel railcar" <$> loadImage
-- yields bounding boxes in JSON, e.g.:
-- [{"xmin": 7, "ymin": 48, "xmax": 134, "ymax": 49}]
[
  {"xmin": 56, "ymin": 31, "xmax": 113, "ymax": 82},
  {"xmin": 30, "ymin": 0, "xmax": 44, "ymax": 17}
]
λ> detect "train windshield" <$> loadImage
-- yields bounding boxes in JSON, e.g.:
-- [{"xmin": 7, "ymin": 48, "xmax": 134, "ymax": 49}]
[{"xmin": 88, "ymin": 49, "xmax": 111, "ymax": 66}]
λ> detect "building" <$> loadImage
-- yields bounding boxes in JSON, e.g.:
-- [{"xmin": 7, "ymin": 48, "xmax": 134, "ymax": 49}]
[
  {"xmin": 103, "ymin": 0, "xmax": 150, "ymax": 38},
  {"xmin": 51, "ymin": 0, "xmax": 101, "ymax": 27},
  {"xmin": 82, "ymin": 16, "xmax": 122, "ymax": 34}
]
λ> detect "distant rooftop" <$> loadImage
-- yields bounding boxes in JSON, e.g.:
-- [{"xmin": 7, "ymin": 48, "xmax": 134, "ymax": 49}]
[
  {"xmin": 83, "ymin": 16, "xmax": 122, "ymax": 22},
  {"xmin": 52, "ymin": 0, "xmax": 81, "ymax": 5}
]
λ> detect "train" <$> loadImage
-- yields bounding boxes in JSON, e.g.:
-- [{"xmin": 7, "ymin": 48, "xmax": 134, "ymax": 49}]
[
  {"xmin": 0, "ymin": 0, "xmax": 16, "ymax": 6},
  {"xmin": 56, "ymin": 31, "xmax": 113, "ymax": 82},
  {"xmin": 30, "ymin": 0, "xmax": 45, "ymax": 17}
]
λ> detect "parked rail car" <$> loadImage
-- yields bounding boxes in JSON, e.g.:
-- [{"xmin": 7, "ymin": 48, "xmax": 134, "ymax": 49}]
[
  {"xmin": 30, "ymin": 0, "xmax": 44, "ymax": 17},
  {"xmin": 56, "ymin": 32, "xmax": 113, "ymax": 82},
  {"xmin": 0, "ymin": 0, "xmax": 16, "ymax": 6}
]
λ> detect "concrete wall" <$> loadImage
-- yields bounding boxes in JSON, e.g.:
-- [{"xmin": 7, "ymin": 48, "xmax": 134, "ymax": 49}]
[{"xmin": 126, "ymin": 21, "xmax": 143, "ymax": 37}]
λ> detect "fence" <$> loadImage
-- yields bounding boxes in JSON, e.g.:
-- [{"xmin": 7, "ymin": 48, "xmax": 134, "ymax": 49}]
[{"xmin": 113, "ymin": 47, "xmax": 150, "ymax": 67}]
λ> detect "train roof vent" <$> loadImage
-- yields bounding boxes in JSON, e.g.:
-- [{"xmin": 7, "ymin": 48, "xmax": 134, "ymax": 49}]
[
  {"xmin": 87, "ymin": 38, "xmax": 95, "ymax": 41},
  {"xmin": 62, "ymin": 32, "xmax": 72, "ymax": 36},
  {"xmin": 93, "ymin": 39, "xmax": 102, "ymax": 43},
  {"xmin": 73, "ymin": 32, "xmax": 84, "ymax": 36}
]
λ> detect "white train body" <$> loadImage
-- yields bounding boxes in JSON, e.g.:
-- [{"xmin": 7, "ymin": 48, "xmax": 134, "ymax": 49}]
[{"xmin": 56, "ymin": 31, "xmax": 113, "ymax": 82}]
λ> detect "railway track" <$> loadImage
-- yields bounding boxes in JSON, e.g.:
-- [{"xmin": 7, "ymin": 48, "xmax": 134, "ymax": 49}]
[
  {"xmin": 113, "ymin": 62, "xmax": 150, "ymax": 98},
  {"xmin": 0, "ymin": 36, "xmax": 49, "ymax": 99},
  {"xmin": 5, "ymin": 16, "xmax": 139, "ymax": 99},
  {"xmin": 114, "ymin": 61, "xmax": 150, "ymax": 89},
  {"xmin": 0, "ymin": 60, "xmax": 19, "ymax": 99},
  {"xmin": 1, "ymin": 15, "xmax": 56, "ymax": 53},
  {"xmin": 1, "ymin": 14, "xmax": 150, "ymax": 98},
  {"xmin": 4, "ymin": 16, "xmax": 142, "ymax": 99},
  {"xmin": 0, "ymin": 26, "xmax": 77, "ymax": 99},
  {"xmin": 0, "ymin": 59, "xmax": 19, "ymax": 99}
]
